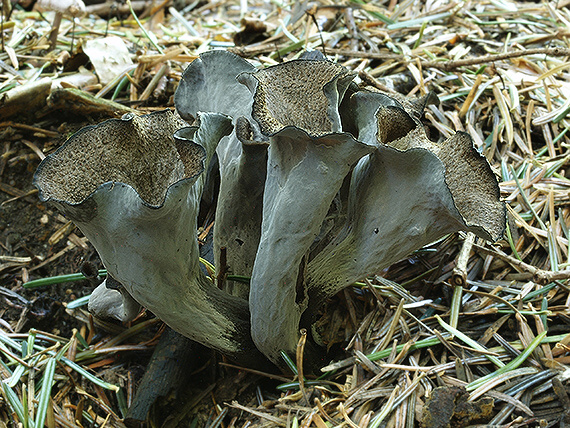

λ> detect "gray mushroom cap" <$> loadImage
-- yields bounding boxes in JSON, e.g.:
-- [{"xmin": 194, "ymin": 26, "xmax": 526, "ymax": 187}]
[
  {"xmin": 306, "ymin": 90, "xmax": 506, "ymax": 309},
  {"xmin": 35, "ymin": 109, "xmax": 194, "ymax": 208},
  {"xmin": 238, "ymin": 58, "xmax": 354, "ymax": 137},
  {"xmin": 33, "ymin": 110, "xmax": 265, "ymax": 364},
  {"xmin": 357, "ymin": 89, "xmax": 505, "ymax": 241},
  {"xmin": 238, "ymin": 57, "xmax": 505, "ymax": 362},
  {"xmin": 238, "ymin": 59, "xmax": 375, "ymax": 364},
  {"xmin": 174, "ymin": 49, "xmax": 256, "ymax": 124}
]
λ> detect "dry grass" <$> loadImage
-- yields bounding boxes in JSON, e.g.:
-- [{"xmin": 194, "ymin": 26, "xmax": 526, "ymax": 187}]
[{"xmin": 1, "ymin": 0, "xmax": 570, "ymax": 426}]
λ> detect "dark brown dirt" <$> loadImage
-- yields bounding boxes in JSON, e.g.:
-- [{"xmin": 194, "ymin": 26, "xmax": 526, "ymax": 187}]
[{"xmin": 0, "ymin": 122, "xmax": 100, "ymax": 335}]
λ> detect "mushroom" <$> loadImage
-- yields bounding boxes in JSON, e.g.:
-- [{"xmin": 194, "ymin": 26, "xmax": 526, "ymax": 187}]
[
  {"xmin": 175, "ymin": 50, "xmax": 268, "ymax": 298},
  {"xmin": 88, "ymin": 276, "xmax": 141, "ymax": 323},
  {"xmin": 212, "ymin": 116, "xmax": 268, "ymax": 297},
  {"xmin": 33, "ymin": 109, "xmax": 266, "ymax": 365},
  {"xmin": 36, "ymin": 0, "xmax": 85, "ymax": 51},
  {"xmin": 305, "ymin": 89, "xmax": 506, "ymax": 312},
  {"xmin": 35, "ymin": 50, "xmax": 505, "ymax": 369},
  {"xmin": 236, "ymin": 59, "xmax": 374, "ymax": 364}
]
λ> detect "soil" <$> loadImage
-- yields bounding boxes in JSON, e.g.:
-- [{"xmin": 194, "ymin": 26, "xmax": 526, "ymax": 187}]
[
  {"xmin": 0, "ymin": 115, "xmax": 157, "ymax": 426},
  {"xmin": 0, "ymin": 117, "xmax": 97, "ymax": 330}
]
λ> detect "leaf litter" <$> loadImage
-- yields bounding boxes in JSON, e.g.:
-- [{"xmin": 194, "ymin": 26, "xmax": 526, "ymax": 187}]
[{"xmin": 1, "ymin": 0, "xmax": 570, "ymax": 426}]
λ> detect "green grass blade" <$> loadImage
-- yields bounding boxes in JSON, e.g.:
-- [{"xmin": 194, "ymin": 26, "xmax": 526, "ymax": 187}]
[
  {"xmin": 279, "ymin": 350, "xmax": 298, "ymax": 376},
  {"xmin": 34, "ymin": 358, "xmax": 56, "ymax": 428},
  {"xmin": 449, "ymin": 285, "xmax": 462, "ymax": 329},
  {"xmin": 366, "ymin": 336, "xmax": 444, "ymax": 362},
  {"xmin": 23, "ymin": 270, "xmax": 107, "ymax": 289},
  {"xmin": 66, "ymin": 295, "xmax": 91, "ymax": 309},
  {"xmin": 466, "ymin": 331, "xmax": 547, "ymax": 391},
  {"xmin": 505, "ymin": 222, "xmax": 522, "ymax": 261},
  {"xmin": 349, "ymin": 0, "xmax": 393, "ymax": 24},
  {"xmin": 436, "ymin": 315, "xmax": 505, "ymax": 368},
  {"xmin": 1, "ymin": 382, "xmax": 26, "ymax": 424},
  {"xmin": 26, "ymin": 330, "xmax": 36, "ymax": 356},
  {"xmin": 116, "ymin": 388, "xmax": 128, "ymax": 418},
  {"xmin": 61, "ymin": 357, "xmax": 119, "ymax": 391},
  {"xmin": 6, "ymin": 364, "xmax": 26, "ymax": 388},
  {"xmin": 547, "ymin": 226, "xmax": 559, "ymax": 271},
  {"xmin": 510, "ymin": 165, "xmax": 546, "ymax": 230},
  {"xmin": 126, "ymin": 0, "xmax": 164, "ymax": 54}
]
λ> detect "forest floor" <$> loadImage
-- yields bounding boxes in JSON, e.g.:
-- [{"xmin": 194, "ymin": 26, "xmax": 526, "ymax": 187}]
[{"xmin": 1, "ymin": 0, "xmax": 570, "ymax": 427}]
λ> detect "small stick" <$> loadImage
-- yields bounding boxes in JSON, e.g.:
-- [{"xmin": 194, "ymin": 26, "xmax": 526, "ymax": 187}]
[
  {"xmin": 46, "ymin": 87, "xmax": 136, "ymax": 117},
  {"xmin": 305, "ymin": 6, "xmax": 327, "ymax": 57},
  {"xmin": 324, "ymin": 47, "xmax": 570, "ymax": 71},
  {"xmin": 296, "ymin": 328, "xmax": 309, "ymax": 406},
  {"xmin": 459, "ymin": 74, "xmax": 484, "ymax": 118},
  {"xmin": 216, "ymin": 246, "xmax": 228, "ymax": 290},
  {"xmin": 473, "ymin": 242, "xmax": 570, "ymax": 287},
  {"xmin": 138, "ymin": 63, "xmax": 169, "ymax": 101},
  {"xmin": 451, "ymin": 232, "xmax": 475, "ymax": 287},
  {"xmin": 218, "ymin": 362, "xmax": 290, "ymax": 382},
  {"xmin": 424, "ymin": 47, "xmax": 570, "ymax": 71},
  {"xmin": 0, "ymin": 122, "xmax": 60, "ymax": 138},
  {"xmin": 358, "ymin": 69, "xmax": 399, "ymax": 93}
]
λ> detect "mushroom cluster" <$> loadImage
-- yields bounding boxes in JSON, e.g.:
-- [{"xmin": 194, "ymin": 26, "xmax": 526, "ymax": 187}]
[{"xmin": 34, "ymin": 50, "xmax": 505, "ymax": 368}]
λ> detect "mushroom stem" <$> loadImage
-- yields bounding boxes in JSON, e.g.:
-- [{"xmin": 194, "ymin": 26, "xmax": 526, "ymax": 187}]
[
  {"xmin": 36, "ymin": 0, "xmax": 85, "ymax": 51},
  {"xmin": 247, "ymin": 127, "xmax": 372, "ymax": 364},
  {"xmin": 213, "ymin": 117, "xmax": 267, "ymax": 298},
  {"xmin": 174, "ymin": 50, "xmax": 263, "ymax": 298},
  {"xmin": 48, "ymin": 12, "xmax": 62, "ymax": 51}
]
